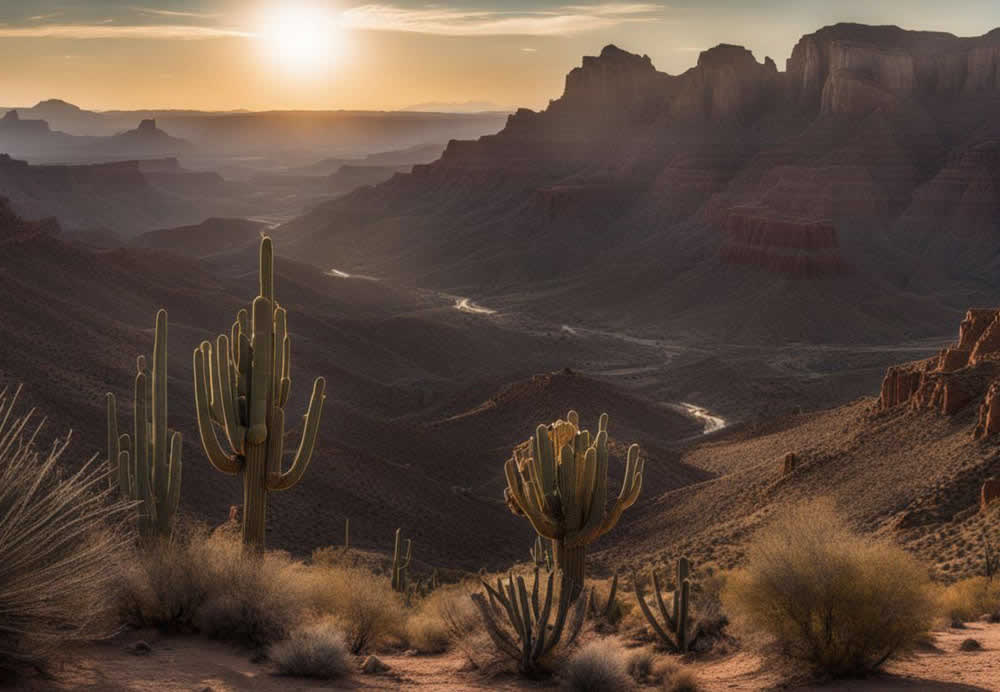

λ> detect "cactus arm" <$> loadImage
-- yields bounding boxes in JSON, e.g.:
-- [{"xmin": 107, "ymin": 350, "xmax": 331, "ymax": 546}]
[
  {"xmin": 652, "ymin": 569, "xmax": 676, "ymax": 631},
  {"xmin": 559, "ymin": 443, "xmax": 582, "ymax": 530},
  {"xmin": 248, "ymin": 296, "xmax": 273, "ymax": 446},
  {"xmin": 260, "ymin": 236, "xmax": 274, "ymax": 303},
  {"xmin": 566, "ymin": 443, "xmax": 606, "ymax": 548},
  {"xmin": 273, "ymin": 307, "xmax": 286, "ymax": 397},
  {"xmin": 633, "ymin": 569, "xmax": 676, "ymax": 648},
  {"xmin": 279, "ymin": 336, "xmax": 291, "ymax": 408},
  {"xmin": 504, "ymin": 458, "xmax": 560, "ymax": 538},
  {"xmin": 532, "ymin": 426, "xmax": 557, "ymax": 509},
  {"xmin": 470, "ymin": 593, "xmax": 520, "ymax": 660},
  {"xmin": 106, "ymin": 393, "xmax": 119, "ymax": 491},
  {"xmin": 567, "ymin": 410, "xmax": 579, "ymax": 427},
  {"xmin": 598, "ymin": 444, "xmax": 643, "ymax": 536},
  {"xmin": 530, "ymin": 570, "xmax": 555, "ymax": 660},
  {"xmin": 151, "ymin": 310, "xmax": 168, "ymax": 519},
  {"xmin": 602, "ymin": 569, "xmax": 619, "ymax": 619},
  {"xmin": 267, "ymin": 377, "xmax": 324, "ymax": 491},
  {"xmin": 166, "ymin": 431, "xmax": 182, "ymax": 519},
  {"xmin": 215, "ymin": 335, "xmax": 246, "ymax": 453},
  {"xmin": 193, "ymin": 345, "xmax": 241, "ymax": 474}
]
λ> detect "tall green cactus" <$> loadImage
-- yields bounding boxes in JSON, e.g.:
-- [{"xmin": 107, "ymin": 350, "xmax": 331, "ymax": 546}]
[
  {"xmin": 193, "ymin": 236, "xmax": 326, "ymax": 550},
  {"xmin": 632, "ymin": 557, "xmax": 696, "ymax": 653},
  {"xmin": 107, "ymin": 309, "xmax": 182, "ymax": 539},
  {"xmin": 504, "ymin": 410, "xmax": 643, "ymax": 600},
  {"xmin": 391, "ymin": 528, "xmax": 412, "ymax": 592}
]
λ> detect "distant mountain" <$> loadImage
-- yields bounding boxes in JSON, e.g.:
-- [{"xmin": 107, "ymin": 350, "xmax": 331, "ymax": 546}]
[
  {"xmin": 131, "ymin": 217, "xmax": 266, "ymax": 257},
  {"xmin": 403, "ymin": 101, "xmax": 513, "ymax": 114},
  {"xmin": 103, "ymin": 118, "xmax": 192, "ymax": 156},
  {"xmin": 282, "ymin": 24, "xmax": 1000, "ymax": 345}
]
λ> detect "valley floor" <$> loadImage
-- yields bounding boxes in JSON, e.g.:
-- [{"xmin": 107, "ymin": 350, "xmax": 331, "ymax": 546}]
[{"xmin": 36, "ymin": 624, "xmax": 1000, "ymax": 691}]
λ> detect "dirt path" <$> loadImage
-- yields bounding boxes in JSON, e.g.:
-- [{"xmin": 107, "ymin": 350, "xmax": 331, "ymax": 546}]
[{"xmin": 31, "ymin": 624, "xmax": 1000, "ymax": 691}]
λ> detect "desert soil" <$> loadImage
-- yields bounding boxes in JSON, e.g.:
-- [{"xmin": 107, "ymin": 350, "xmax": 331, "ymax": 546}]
[{"xmin": 31, "ymin": 623, "xmax": 1000, "ymax": 691}]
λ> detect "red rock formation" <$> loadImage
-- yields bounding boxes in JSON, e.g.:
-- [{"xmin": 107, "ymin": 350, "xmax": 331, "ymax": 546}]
[
  {"xmin": 975, "ymin": 381, "xmax": 1000, "ymax": 439},
  {"xmin": 878, "ymin": 309, "xmax": 1000, "ymax": 433}
]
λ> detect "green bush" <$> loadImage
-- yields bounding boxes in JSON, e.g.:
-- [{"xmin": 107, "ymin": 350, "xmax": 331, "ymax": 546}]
[{"xmin": 723, "ymin": 500, "xmax": 934, "ymax": 677}]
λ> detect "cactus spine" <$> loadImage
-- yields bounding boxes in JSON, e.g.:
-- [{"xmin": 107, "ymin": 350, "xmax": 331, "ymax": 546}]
[
  {"xmin": 193, "ymin": 236, "xmax": 326, "ymax": 551},
  {"xmin": 632, "ymin": 557, "xmax": 696, "ymax": 653},
  {"xmin": 504, "ymin": 410, "xmax": 643, "ymax": 600},
  {"xmin": 391, "ymin": 528, "xmax": 412, "ymax": 592},
  {"xmin": 106, "ymin": 309, "xmax": 182, "ymax": 539}
]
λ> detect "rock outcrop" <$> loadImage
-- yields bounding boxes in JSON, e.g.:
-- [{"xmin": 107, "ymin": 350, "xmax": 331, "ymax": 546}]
[{"xmin": 877, "ymin": 308, "xmax": 1000, "ymax": 438}]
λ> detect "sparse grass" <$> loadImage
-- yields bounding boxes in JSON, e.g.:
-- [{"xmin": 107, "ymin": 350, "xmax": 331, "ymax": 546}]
[
  {"xmin": 561, "ymin": 639, "xmax": 632, "ymax": 691},
  {"xmin": 723, "ymin": 499, "xmax": 935, "ymax": 677},
  {"xmin": 405, "ymin": 587, "xmax": 467, "ymax": 654},
  {"xmin": 270, "ymin": 619, "xmax": 352, "ymax": 679},
  {"xmin": 0, "ymin": 389, "xmax": 132, "ymax": 676},
  {"xmin": 938, "ymin": 577, "xmax": 1000, "ymax": 623},
  {"xmin": 660, "ymin": 662, "xmax": 701, "ymax": 692},
  {"xmin": 624, "ymin": 647, "xmax": 657, "ymax": 684}
]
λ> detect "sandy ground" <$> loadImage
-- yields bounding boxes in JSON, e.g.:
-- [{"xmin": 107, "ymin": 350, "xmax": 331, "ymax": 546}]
[{"xmin": 29, "ymin": 624, "xmax": 1000, "ymax": 691}]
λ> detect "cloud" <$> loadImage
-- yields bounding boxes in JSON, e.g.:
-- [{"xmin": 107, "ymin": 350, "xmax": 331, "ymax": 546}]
[
  {"xmin": 0, "ymin": 23, "xmax": 251, "ymax": 40},
  {"xmin": 130, "ymin": 7, "xmax": 223, "ymax": 19},
  {"xmin": 340, "ymin": 3, "xmax": 666, "ymax": 37}
]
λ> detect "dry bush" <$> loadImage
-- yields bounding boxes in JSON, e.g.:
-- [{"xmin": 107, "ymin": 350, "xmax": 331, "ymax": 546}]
[
  {"xmin": 120, "ymin": 524, "xmax": 305, "ymax": 647},
  {"xmin": 0, "ymin": 389, "xmax": 132, "ymax": 676},
  {"xmin": 660, "ymin": 662, "xmax": 701, "ymax": 692},
  {"xmin": 723, "ymin": 500, "xmax": 934, "ymax": 677},
  {"xmin": 560, "ymin": 639, "xmax": 632, "ymax": 691},
  {"xmin": 404, "ymin": 586, "xmax": 468, "ymax": 654},
  {"xmin": 625, "ymin": 646, "xmax": 657, "ymax": 683},
  {"xmin": 938, "ymin": 577, "xmax": 1000, "ymax": 623},
  {"xmin": 296, "ymin": 564, "xmax": 404, "ymax": 654},
  {"xmin": 270, "ymin": 619, "xmax": 352, "ymax": 679}
]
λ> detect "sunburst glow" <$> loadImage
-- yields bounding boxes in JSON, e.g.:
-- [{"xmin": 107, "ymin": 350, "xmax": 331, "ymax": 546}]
[{"xmin": 257, "ymin": 4, "xmax": 342, "ymax": 74}]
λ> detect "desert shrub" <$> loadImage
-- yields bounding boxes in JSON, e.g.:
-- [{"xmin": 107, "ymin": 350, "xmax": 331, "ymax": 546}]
[
  {"xmin": 120, "ymin": 523, "xmax": 305, "ymax": 647},
  {"xmin": 625, "ymin": 647, "xmax": 657, "ymax": 683},
  {"xmin": 404, "ymin": 587, "xmax": 466, "ymax": 654},
  {"xmin": 296, "ymin": 564, "xmax": 404, "ymax": 654},
  {"xmin": 661, "ymin": 663, "xmax": 701, "ymax": 692},
  {"xmin": 270, "ymin": 619, "xmax": 352, "ymax": 679},
  {"xmin": 560, "ymin": 640, "xmax": 632, "ymax": 691},
  {"xmin": 0, "ymin": 390, "xmax": 132, "ymax": 675},
  {"xmin": 723, "ymin": 499, "xmax": 934, "ymax": 677},
  {"xmin": 938, "ymin": 577, "xmax": 1000, "ymax": 623}
]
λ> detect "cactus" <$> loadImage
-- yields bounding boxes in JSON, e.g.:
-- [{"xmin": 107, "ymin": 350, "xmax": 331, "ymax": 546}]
[
  {"xmin": 632, "ymin": 557, "xmax": 697, "ymax": 653},
  {"xmin": 106, "ymin": 309, "xmax": 182, "ymax": 539},
  {"xmin": 192, "ymin": 236, "xmax": 326, "ymax": 550},
  {"xmin": 470, "ymin": 567, "xmax": 589, "ymax": 675},
  {"xmin": 530, "ymin": 535, "xmax": 552, "ymax": 571},
  {"xmin": 391, "ymin": 528, "xmax": 412, "ymax": 592},
  {"xmin": 344, "ymin": 517, "xmax": 350, "ymax": 551},
  {"xmin": 589, "ymin": 569, "xmax": 619, "ymax": 622},
  {"xmin": 504, "ymin": 410, "xmax": 643, "ymax": 600}
]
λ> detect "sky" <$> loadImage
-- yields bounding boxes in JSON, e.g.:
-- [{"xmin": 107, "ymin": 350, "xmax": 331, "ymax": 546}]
[{"xmin": 3, "ymin": 1, "xmax": 1000, "ymax": 112}]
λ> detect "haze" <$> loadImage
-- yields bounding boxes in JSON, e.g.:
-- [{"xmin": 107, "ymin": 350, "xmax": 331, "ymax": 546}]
[{"xmin": 3, "ymin": 0, "xmax": 1000, "ymax": 111}]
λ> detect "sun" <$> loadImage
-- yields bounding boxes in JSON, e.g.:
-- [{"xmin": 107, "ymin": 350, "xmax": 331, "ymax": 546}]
[{"xmin": 257, "ymin": 4, "xmax": 342, "ymax": 74}]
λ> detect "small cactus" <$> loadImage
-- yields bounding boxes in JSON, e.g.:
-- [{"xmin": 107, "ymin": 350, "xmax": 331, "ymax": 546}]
[
  {"xmin": 107, "ymin": 309, "xmax": 182, "ymax": 539},
  {"xmin": 530, "ymin": 535, "xmax": 553, "ymax": 570},
  {"xmin": 632, "ymin": 557, "xmax": 697, "ymax": 653},
  {"xmin": 470, "ymin": 567, "xmax": 589, "ymax": 675},
  {"xmin": 504, "ymin": 410, "xmax": 643, "ymax": 600},
  {"xmin": 391, "ymin": 528, "xmax": 412, "ymax": 592},
  {"xmin": 193, "ymin": 236, "xmax": 326, "ymax": 551},
  {"xmin": 589, "ymin": 569, "xmax": 619, "ymax": 622}
]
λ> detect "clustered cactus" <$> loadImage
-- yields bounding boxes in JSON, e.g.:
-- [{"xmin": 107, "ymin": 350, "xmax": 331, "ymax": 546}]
[
  {"xmin": 106, "ymin": 309, "xmax": 182, "ymax": 539},
  {"xmin": 633, "ymin": 557, "xmax": 697, "ymax": 652},
  {"xmin": 504, "ymin": 411, "xmax": 643, "ymax": 599},
  {"xmin": 471, "ymin": 568, "xmax": 589, "ymax": 675},
  {"xmin": 193, "ymin": 236, "xmax": 326, "ymax": 550}
]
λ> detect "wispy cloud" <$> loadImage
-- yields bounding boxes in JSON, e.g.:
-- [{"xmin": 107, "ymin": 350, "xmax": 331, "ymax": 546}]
[
  {"xmin": 130, "ymin": 6, "xmax": 222, "ymax": 20},
  {"xmin": 340, "ymin": 3, "xmax": 666, "ymax": 37},
  {"xmin": 0, "ymin": 24, "xmax": 251, "ymax": 40}
]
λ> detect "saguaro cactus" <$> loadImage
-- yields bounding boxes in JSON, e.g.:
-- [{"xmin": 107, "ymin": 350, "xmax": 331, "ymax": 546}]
[
  {"xmin": 503, "ymin": 410, "xmax": 643, "ymax": 600},
  {"xmin": 391, "ymin": 528, "xmax": 412, "ymax": 592},
  {"xmin": 632, "ymin": 557, "xmax": 696, "ymax": 652},
  {"xmin": 193, "ymin": 236, "xmax": 326, "ymax": 550},
  {"xmin": 107, "ymin": 309, "xmax": 182, "ymax": 539}
]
